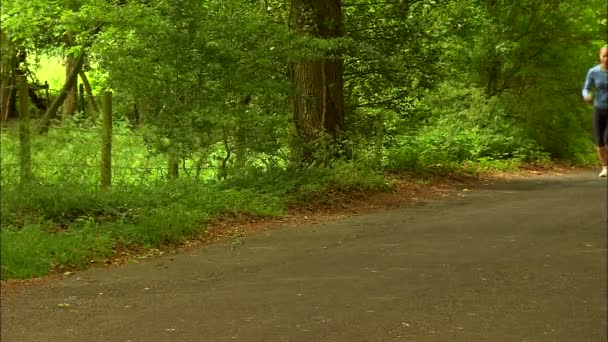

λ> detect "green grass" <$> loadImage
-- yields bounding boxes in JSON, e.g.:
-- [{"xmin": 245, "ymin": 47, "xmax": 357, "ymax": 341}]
[
  {"xmin": 4, "ymin": 57, "xmax": 595, "ymax": 281},
  {"xmin": 0, "ymin": 159, "xmax": 388, "ymax": 279},
  {"xmin": 1, "ymin": 224, "xmax": 115, "ymax": 279},
  {"xmin": 0, "ymin": 109, "xmax": 584, "ymax": 280},
  {"xmin": 1, "ymin": 118, "xmax": 215, "ymax": 188}
]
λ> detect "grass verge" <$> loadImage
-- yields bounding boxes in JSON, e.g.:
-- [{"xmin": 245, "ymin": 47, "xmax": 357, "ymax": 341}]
[
  {"xmin": 1, "ymin": 155, "xmax": 585, "ymax": 281},
  {"xmin": 0, "ymin": 163, "xmax": 387, "ymax": 280}
]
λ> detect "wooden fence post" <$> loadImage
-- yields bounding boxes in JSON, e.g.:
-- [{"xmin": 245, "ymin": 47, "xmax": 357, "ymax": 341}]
[
  {"xmin": 100, "ymin": 91, "xmax": 112, "ymax": 189},
  {"xmin": 19, "ymin": 75, "xmax": 32, "ymax": 183}
]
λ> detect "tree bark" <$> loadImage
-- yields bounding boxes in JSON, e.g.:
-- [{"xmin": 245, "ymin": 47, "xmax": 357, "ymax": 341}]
[
  {"xmin": 1, "ymin": 29, "xmax": 16, "ymax": 122},
  {"xmin": 134, "ymin": 98, "xmax": 146, "ymax": 126},
  {"xmin": 168, "ymin": 153, "xmax": 179, "ymax": 180},
  {"xmin": 78, "ymin": 83, "xmax": 85, "ymax": 113},
  {"xmin": 288, "ymin": 0, "xmax": 345, "ymax": 163},
  {"xmin": 19, "ymin": 75, "xmax": 32, "ymax": 183},
  {"xmin": 0, "ymin": 86, "xmax": 10, "ymax": 123},
  {"xmin": 63, "ymin": 53, "xmax": 78, "ymax": 117},
  {"xmin": 100, "ymin": 91, "xmax": 112, "ymax": 189}
]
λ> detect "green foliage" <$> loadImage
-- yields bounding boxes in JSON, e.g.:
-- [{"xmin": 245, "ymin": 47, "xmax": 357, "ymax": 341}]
[
  {"xmin": 1, "ymin": 224, "xmax": 114, "ymax": 279},
  {"xmin": 88, "ymin": 0, "xmax": 294, "ymax": 165},
  {"xmin": 1, "ymin": 117, "xmax": 178, "ymax": 188},
  {"xmin": 215, "ymin": 161, "xmax": 388, "ymax": 205},
  {"xmin": 384, "ymin": 82, "xmax": 551, "ymax": 171},
  {"xmin": 437, "ymin": 0, "xmax": 604, "ymax": 164},
  {"xmin": 2, "ymin": 0, "xmax": 604, "ymax": 280},
  {"xmin": 343, "ymin": 0, "xmax": 448, "ymax": 113},
  {"xmin": 1, "ymin": 156, "xmax": 388, "ymax": 279}
]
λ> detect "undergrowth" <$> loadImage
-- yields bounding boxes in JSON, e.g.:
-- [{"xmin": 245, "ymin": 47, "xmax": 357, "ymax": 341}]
[
  {"xmin": 0, "ymin": 163, "xmax": 386, "ymax": 279},
  {"xmin": 1, "ymin": 82, "xmax": 596, "ymax": 280}
]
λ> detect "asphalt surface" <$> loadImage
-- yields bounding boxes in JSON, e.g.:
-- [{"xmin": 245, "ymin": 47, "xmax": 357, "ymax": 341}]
[{"xmin": 1, "ymin": 171, "xmax": 607, "ymax": 342}]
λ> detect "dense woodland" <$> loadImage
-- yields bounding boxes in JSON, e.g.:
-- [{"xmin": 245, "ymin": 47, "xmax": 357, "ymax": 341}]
[{"xmin": 0, "ymin": 0, "xmax": 606, "ymax": 279}]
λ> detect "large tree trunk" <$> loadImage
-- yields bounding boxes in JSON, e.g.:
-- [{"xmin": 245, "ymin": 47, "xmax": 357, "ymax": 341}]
[
  {"xmin": 63, "ymin": 53, "xmax": 78, "ymax": 117},
  {"xmin": 0, "ymin": 86, "xmax": 9, "ymax": 123},
  {"xmin": 0, "ymin": 30, "xmax": 11, "ymax": 123},
  {"xmin": 0, "ymin": 29, "xmax": 21, "ymax": 123},
  {"xmin": 288, "ymin": 0, "xmax": 345, "ymax": 163},
  {"xmin": 0, "ymin": 45, "xmax": 13, "ymax": 122}
]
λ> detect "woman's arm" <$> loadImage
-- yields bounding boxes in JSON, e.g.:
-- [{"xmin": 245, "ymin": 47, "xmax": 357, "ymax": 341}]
[{"xmin": 582, "ymin": 69, "xmax": 595, "ymax": 103}]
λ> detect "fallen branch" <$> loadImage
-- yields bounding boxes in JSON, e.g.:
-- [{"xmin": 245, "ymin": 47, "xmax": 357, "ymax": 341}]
[
  {"xmin": 37, "ymin": 52, "xmax": 85, "ymax": 133},
  {"xmin": 79, "ymin": 70, "xmax": 99, "ymax": 115}
]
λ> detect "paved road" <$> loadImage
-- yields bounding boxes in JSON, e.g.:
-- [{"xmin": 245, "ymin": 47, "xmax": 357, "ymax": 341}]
[{"xmin": 2, "ymin": 172, "xmax": 607, "ymax": 342}]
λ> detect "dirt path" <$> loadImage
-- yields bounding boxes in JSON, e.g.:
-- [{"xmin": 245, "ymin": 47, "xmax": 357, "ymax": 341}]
[{"xmin": 1, "ymin": 170, "xmax": 606, "ymax": 341}]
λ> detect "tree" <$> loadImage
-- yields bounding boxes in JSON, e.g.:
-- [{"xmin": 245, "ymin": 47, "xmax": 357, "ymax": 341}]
[
  {"xmin": 1, "ymin": 0, "xmax": 102, "ymax": 125},
  {"xmin": 424, "ymin": 0, "xmax": 606, "ymax": 159},
  {"xmin": 288, "ymin": 0, "xmax": 345, "ymax": 163},
  {"xmin": 89, "ymin": 0, "xmax": 293, "ymax": 177},
  {"xmin": 0, "ymin": 28, "xmax": 18, "ymax": 122}
]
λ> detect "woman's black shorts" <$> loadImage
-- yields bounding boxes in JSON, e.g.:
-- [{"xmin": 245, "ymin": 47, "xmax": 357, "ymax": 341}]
[{"xmin": 593, "ymin": 107, "xmax": 608, "ymax": 146}]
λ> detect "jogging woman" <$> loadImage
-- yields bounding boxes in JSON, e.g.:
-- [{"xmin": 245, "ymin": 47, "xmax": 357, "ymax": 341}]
[{"xmin": 582, "ymin": 45, "xmax": 608, "ymax": 177}]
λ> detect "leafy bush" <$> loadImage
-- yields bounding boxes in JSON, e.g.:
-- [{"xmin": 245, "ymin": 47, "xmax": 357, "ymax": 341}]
[{"xmin": 384, "ymin": 82, "xmax": 552, "ymax": 172}]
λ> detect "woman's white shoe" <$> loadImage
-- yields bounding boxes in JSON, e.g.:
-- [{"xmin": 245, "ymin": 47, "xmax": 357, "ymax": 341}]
[{"xmin": 599, "ymin": 166, "xmax": 608, "ymax": 177}]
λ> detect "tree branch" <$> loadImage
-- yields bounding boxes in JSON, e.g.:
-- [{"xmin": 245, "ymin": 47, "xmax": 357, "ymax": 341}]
[
  {"xmin": 79, "ymin": 70, "xmax": 99, "ymax": 114},
  {"xmin": 37, "ymin": 52, "xmax": 85, "ymax": 132}
]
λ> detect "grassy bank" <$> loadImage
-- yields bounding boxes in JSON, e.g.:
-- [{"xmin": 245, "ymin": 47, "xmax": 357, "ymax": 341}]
[
  {"xmin": 1, "ymin": 162, "xmax": 389, "ymax": 279},
  {"xmin": 0, "ymin": 117, "xmax": 595, "ymax": 280}
]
